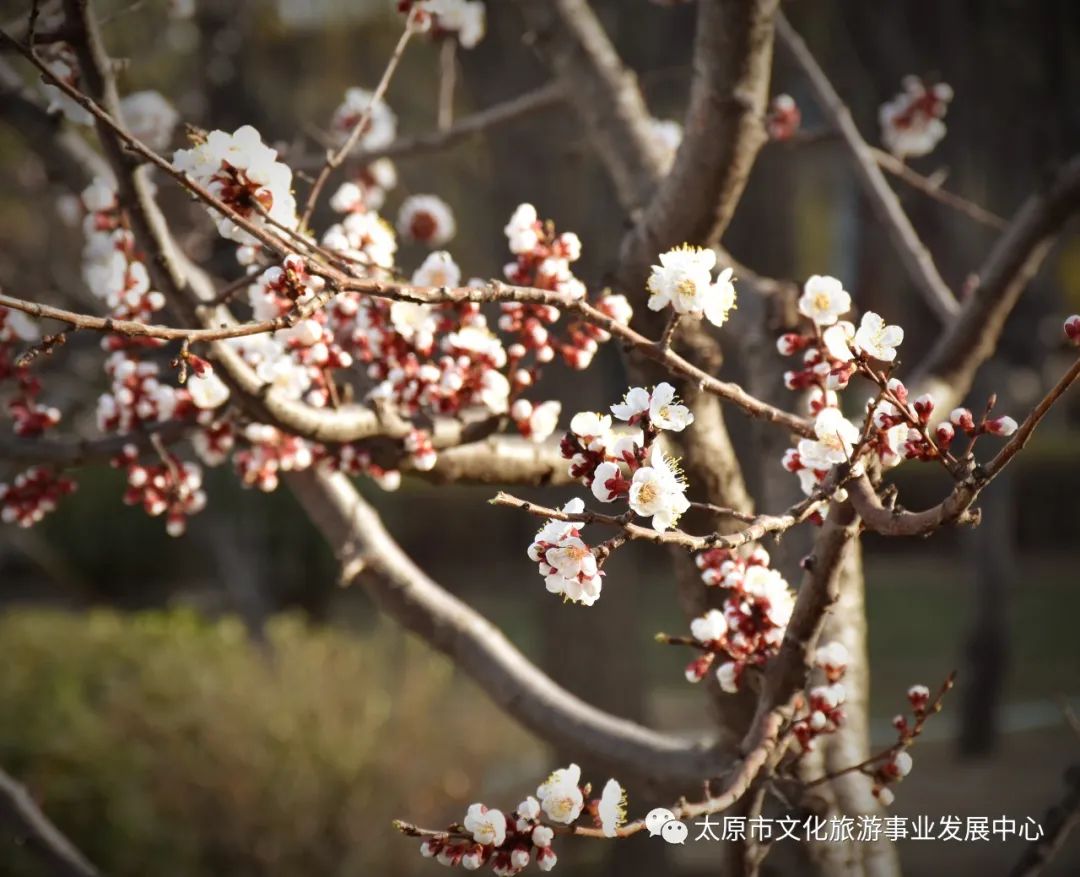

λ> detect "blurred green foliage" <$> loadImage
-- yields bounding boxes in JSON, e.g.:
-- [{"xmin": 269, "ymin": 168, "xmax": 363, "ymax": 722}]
[{"xmin": 0, "ymin": 609, "xmax": 537, "ymax": 876}]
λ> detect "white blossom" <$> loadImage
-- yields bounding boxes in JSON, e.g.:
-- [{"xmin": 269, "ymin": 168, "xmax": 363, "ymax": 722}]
[
  {"xmin": 463, "ymin": 803, "xmax": 506, "ymax": 847},
  {"xmin": 398, "ymin": 195, "xmax": 456, "ymax": 246},
  {"xmin": 716, "ymin": 661, "xmax": 738, "ymax": 694},
  {"xmin": 411, "ymin": 250, "xmax": 461, "ymax": 287},
  {"xmin": 569, "ymin": 411, "xmax": 611, "ymax": 451},
  {"xmin": 598, "ymin": 779, "xmax": 627, "ymax": 838},
  {"xmin": 822, "ymin": 320, "xmax": 856, "ymax": 362},
  {"xmin": 590, "ymin": 461, "xmax": 623, "ymax": 503},
  {"xmin": 422, "ymin": 0, "xmax": 487, "ymax": 48},
  {"xmin": 648, "ymin": 382, "xmax": 694, "ymax": 431},
  {"xmin": 120, "ymin": 90, "xmax": 179, "ymax": 151},
  {"xmin": 853, "ymin": 312, "xmax": 904, "ymax": 362},
  {"xmin": 798, "ymin": 407, "xmax": 861, "ymax": 470},
  {"xmin": 330, "ymin": 87, "xmax": 396, "ymax": 152},
  {"xmin": 536, "ymin": 763, "xmax": 584, "ymax": 824},
  {"xmin": 628, "ymin": 444, "xmax": 690, "ymax": 532},
  {"xmin": 798, "ymin": 275, "xmax": 851, "ymax": 327},
  {"xmin": 187, "ymin": 371, "xmax": 230, "ymax": 409},
  {"xmin": 610, "ymin": 386, "xmax": 650, "ymax": 422},
  {"xmin": 504, "ymin": 203, "xmax": 540, "ymax": 254},
  {"xmin": 172, "ymin": 125, "xmax": 297, "ymax": 244},
  {"xmin": 690, "ymin": 609, "xmax": 727, "ymax": 644}
]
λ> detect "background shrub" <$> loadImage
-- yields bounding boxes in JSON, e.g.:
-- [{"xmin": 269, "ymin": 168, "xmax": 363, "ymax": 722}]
[{"xmin": 0, "ymin": 609, "xmax": 539, "ymax": 876}]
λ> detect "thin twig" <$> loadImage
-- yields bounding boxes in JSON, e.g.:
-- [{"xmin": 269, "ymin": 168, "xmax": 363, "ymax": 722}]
[
  {"xmin": 0, "ymin": 767, "xmax": 102, "ymax": 877},
  {"xmin": 870, "ymin": 147, "xmax": 1009, "ymax": 231},
  {"xmin": 299, "ymin": 16, "xmax": 417, "ymax": 228},
  {"xmin": 492, "ymin": 489, "xmax": 828, "ymax": 553},
  {"xmin": 775, "ymin": 12, "xmax": 959, "ymax": 320},
  {"xmin": 437, "ymin": 35, "xmax": 456, "ymax": 131}
]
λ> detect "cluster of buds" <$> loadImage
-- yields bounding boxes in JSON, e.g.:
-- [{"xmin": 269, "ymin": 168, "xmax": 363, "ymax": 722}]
[
  {"xmin": 398, "ymin": 1, "xmax": 487, "ymax": 49},
  {"xmin": 113, "ymin": 444, "xmax": 206, "ymax": 537},
  {"xmin": 406, "ymin": 766, "xmax": 626, "ymax": 874},
  {"xmin": 81, "ymin": 178, "xmax": 167, "ymax": 322},
  {"xmin": 791, "ymin": 642, "xmax": 850, "ymax": 752},
  {"xmin": 97, "ymin": 352, "xmax": 181, "ymax": 433},
  {"xmin": 240, "ymin": 255, "xmax": 347, "ymax": 409},
  {"xmin": 948, "ymin": 404, "xmax": 1018, "ymax": 439},
  {"xmin": 500, "ymin": 203, "xmax": 618, "ymax": 374},
  {"xmin": 878, "ymin": 76, "xmax": 953, "ymax": 159},
  {"xmin": 329, "ymin": 443, "xmax": 403, "ymax": 492},
  {"xmin": 766, "ymin": 93, "xmax": 801, "ymax": 141},
  {"xmin": 0, "ymin": 467, "xmax": 77, "ymax": 527},
  {"xmin": 232, "ymin": 423, "xmax": 316, "ymax": 492},
  {"xmin": 2, "ymin": 306, "xmax": 62, "ymax": 440},
  {"xmin": 872, "ymin": 684, "xmax": 938, "ymax": 806},
  {"xmin": 685, "ymin": 546, "xmax": 795, "ymax": 692},
  {"xmin": 778, "ymin": 275, "xmax": 907, "ymax": 495}
]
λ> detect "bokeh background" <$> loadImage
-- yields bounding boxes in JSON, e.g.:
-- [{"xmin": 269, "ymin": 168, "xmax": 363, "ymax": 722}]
[{"xmin": 1, "ymin": 0, "xmax": 1079, "ymax": 874}]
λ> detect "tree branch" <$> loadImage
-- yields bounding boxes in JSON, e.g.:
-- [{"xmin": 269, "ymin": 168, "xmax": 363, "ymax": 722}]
[
  {"xmin": 0, "ymin": 767, "xmax": 102, "ymax": 877},
  {"xmin": 914, "ymin": 155, "xmax": 1080, "ymax": 410},
  {"xmin": 619, "ymin": 0, "xmax": 780, "ymax": 282},
  {"xmin": 513, "ymin": 0, "xmax": 667, "ymax": 211},
  {"xmin": 775, "ymin": 11, "xmax": 959, "ymax": 321},
  {"xmin": 285, "ymin": 467, "xmax": 728, "ymax": 786}
]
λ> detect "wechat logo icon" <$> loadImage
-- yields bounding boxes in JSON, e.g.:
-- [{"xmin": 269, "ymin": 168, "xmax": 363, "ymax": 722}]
[{"xmin": 645, "ymin": 808, "xmax": 688, "ymax": 844}]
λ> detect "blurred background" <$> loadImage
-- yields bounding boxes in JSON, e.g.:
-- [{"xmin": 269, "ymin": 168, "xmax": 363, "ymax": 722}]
[{"xmin": 1, "ymin": 0, "xmax": 1079, "ymax": 874}]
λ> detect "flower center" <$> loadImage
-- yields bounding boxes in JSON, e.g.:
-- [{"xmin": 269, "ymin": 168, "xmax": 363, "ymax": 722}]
[
  {"xmin": 675, "ymin": 278, "xmax": 698, "ymax": 298},
  {"xmin": 636, "ymin": 481, "xmax": 658, "ymax": 505},
  {"xmin": 409, "ymin": 210, "xmax": 438, "ymax": 241}
]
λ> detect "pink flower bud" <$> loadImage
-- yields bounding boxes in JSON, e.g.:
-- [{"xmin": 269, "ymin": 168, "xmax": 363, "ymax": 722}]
[
  {"xmin": 886, "ymin": 378, "xmax": 908, "ymax": 402},
  {"xmin": 949, "ymin": 407, "xmax": 975, "ymax": 432},
  {"xmin": 986, "ymin": 415, "xmax": 1018, "ymax": 437},
  {"xmin": 913, "ymin": 393, "xmax": 934, "ymax": 423},
  {"xmin": 907, "ymin": 684, "xmax": 930, "ymax": 711},
  {"xmin": 1064, "ymin": 315, "xmax": 1080, "ymax": 346},
  {"xmin": 776, "ymin": 333, "xmax": 804, "ymax": 356},
  {"xmin": 934, "ymin": 422, "xmax": 955, "ymax": 446}
]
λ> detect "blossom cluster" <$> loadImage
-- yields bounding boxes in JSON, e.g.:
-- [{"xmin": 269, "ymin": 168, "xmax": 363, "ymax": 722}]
[
  {"xmin": 398, "ymin": 0, "xmax": 487, "ymax": 49},
  {"xmin": 527, "ymin": 499, "xmax": 602, "ymax": 605},
  {"xmin": 878, "ymin": 76, "xmax": 953, "ymax": 159},
  {"xmin": 173, "ymin": 125, "xmax": 298, "ymax": 244},
  {"xmin": 790, "ymin": 641, "xmax": 850, "ymax": 752},
  {"xmin": 413, "ymin": 766, "xmax": 624, "ymax": 873},
  {"xmin": 2, "ymin": 306, "xmax": 60, "ymax": 440},
  {"xmin": 0, "ymin": 466, "xmax": 77, "ymax": 528},
  {"xmin": 39, "ymin": 43, "xmax": 93, "ymax": 126},
  {"xmin": 500, "ymin": 203, "xmax": 632, "ymax": 373},
  {"xmin": 329, "ymin": 87, "xmax": 397, "ymax": 154},
  {"xmin": 686, "ymin": 546, "xmax": 796, "ymax": 692},
  {"xmin": 776, "ymin": 274, "xmax": 1017, "ymax": 498},
  {"xmin": 647, "ymin": 245, "xmax": 736, "ymax": 328},
  {"xmin": 569, "ymin": 385, "xmax": 693, "ymax": 526},
  {"xmin": 113, "ymin": 444, "xmax": 207, "ymax": 537}
]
